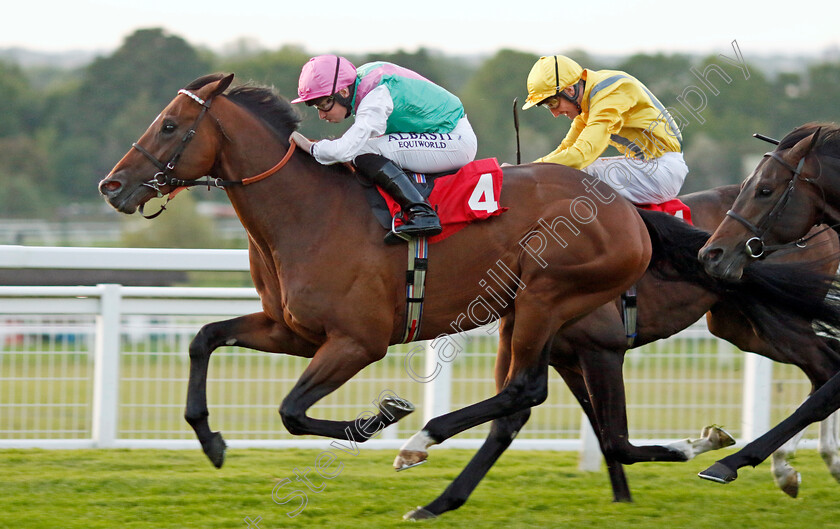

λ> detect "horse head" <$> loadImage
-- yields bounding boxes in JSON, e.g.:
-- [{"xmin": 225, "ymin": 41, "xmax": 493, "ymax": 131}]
[
  {"xmin": 698, "ymin": 126, "xmax": 827, "ymax": 281},
  {"xmin": 98, "ymin": 73, "xmax": 235, "ymax": 214}
]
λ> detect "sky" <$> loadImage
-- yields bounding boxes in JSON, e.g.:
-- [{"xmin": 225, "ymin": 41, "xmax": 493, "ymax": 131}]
[{"xmin": 1, "ymin": 0, "xmax": 838, "ymax": 58}]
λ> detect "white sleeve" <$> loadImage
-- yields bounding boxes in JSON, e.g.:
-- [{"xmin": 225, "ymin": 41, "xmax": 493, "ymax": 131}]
[{"xmin": 311, "ymin": 85, "xmax": 394, "ymax": 164}]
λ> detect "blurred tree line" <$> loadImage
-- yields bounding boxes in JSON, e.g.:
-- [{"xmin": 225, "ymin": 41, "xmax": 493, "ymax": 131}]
[{"xmin": 2, "ymin": 27, "xmax": 840, "ymax": 221}]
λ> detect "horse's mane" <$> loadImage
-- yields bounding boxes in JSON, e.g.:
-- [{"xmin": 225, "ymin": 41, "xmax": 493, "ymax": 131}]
[
  {"xmin": 779, "ymin": 121, "xmax": 840, "ymax": 157},
  {"xmin": 638, "ymin": 209, "xmax": 840, "ymax": 352},
  {"xmin": 183, "ymin": 74, "xmax": 301, "ymax": 139}
]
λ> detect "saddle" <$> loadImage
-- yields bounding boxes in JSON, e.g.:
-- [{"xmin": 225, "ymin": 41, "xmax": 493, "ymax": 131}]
[
  {"xmin": 362, "ymin": 158, "xmax": 507, "ymax": 243},
  {"xmin": 636, "ymin": 199, "xmax": 692, "ymax": 225}
]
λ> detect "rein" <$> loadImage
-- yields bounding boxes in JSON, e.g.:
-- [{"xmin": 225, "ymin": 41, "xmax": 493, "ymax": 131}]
[
  {"xmin": 132, "ymin": 88, "xmax": 296, "ymax": 218},
  {"xmin": 724, "ymin": 151, "xmax": 819, "ymax": 258}
]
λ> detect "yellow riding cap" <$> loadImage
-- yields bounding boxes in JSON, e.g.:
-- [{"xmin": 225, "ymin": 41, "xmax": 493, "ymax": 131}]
[{"xmin": 522, "ymin": 55, "xmax": 584, "ymax": 110}]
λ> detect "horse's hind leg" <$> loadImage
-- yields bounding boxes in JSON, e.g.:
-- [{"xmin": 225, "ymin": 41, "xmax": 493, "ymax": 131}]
[
  {"xmin": 185, "ymin": 312, "xmax": 316, "ymax": 468},
  {"xmin": 403, "ymin": 409, "xmax": 532, "ymax": 520},
  {"xmin": 553, "ymin": 361, "xmax": 632, "ymax": 502},
  {"xmin": 395, "ymin": 317, "xmax": 553, "ymax": 469},
  {"xmin": 404, "ymin": 315, "xmax": 531, "ymax": 519},
  {"xmin": 576, "ymin": 348, "xmax": 730, "ymax": 464}
]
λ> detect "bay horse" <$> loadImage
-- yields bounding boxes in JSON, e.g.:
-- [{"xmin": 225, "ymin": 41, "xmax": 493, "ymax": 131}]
[
  {"xmin": 697, "ymin": 123, "xmax": 840, "ymax": 485},
  {"xmin": 98, "ymin": 72, "xmax": 654, "ymax": 467},
  {"xmin": 98, "ymin": 76, "xmax": 840, "ymax": 516},
  {"xmin": 404, "ymin": 185, "xmax": 840, "ymax": 519}
]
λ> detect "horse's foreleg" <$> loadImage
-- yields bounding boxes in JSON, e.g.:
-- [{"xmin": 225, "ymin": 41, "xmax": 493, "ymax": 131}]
[
  {"xmin": 770, "ymin": 426, "xmax": 805, "ymax": 497},
  {"xmin": 700, "ymin": 368, "xmax": 840, "ymax": 484},
  {"xmin": 819, "ymin": 410, "xmax": 840, "ymax": 484},
  {"xmin": 185, "ymin": 312, "xmax": 316, "ymax": 468},
  {"xmin": 279, "ymin": 335, "xmax": 411, "ymax": 440}
]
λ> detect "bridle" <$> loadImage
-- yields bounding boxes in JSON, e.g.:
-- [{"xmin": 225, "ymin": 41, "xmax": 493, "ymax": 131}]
[
  {"xmin": 131, "ymin": 88, "xmax": 296, "ymax": 218},
  {"xmin": 724, "ymin": 151, "xmax": 817, "ymax": 258}
]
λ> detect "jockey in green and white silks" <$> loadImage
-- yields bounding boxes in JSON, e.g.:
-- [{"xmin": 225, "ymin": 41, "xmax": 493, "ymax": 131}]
[
  {"xmin": 290, "ymin": 55, "xmax": 477, "ymax": 242},
  {"xmin": 309, "ymin": 61, "xmax": 476, "ymax": 173}
]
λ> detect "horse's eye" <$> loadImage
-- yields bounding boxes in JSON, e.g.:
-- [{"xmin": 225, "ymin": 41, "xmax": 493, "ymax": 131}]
[
  {"xmin": 161, "ymin": 121, "xmax": 177, "ymax": 134},
  {"xmin": 757, "ymin": 187, "xmax": 773, "ymax": 197}
]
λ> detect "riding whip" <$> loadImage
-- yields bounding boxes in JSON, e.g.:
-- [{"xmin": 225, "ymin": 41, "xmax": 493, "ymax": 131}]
[{"xmin": 513, "ymin": 98, "xmax": 521, "ymax": 165}]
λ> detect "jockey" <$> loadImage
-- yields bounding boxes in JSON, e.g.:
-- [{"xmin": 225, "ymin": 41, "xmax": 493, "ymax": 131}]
[
  {"xmin": 290, "ymin": 55, "xmax": 478, "ymax": 240},
  {"xmin": 522, "ymin": 55, "xmax": 688, "ymax": 205}
]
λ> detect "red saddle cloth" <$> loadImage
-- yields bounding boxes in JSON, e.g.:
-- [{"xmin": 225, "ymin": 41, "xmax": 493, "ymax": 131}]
[
  {"xmin": 378, "ymin": 158, "xmax": 508, "ymax": 243},
  {"xmin": 636, "ymin": 198, "xmax": 692, "ymax": 225}
]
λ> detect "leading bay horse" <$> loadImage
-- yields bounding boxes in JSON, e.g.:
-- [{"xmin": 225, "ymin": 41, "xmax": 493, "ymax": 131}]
[
  {"xmin": 98, "ymin": 72, "xmax": 653, "ymax": 466},
  {"xmin": 404, "ymin": 185, "xmax": 840, "ymax": 519},
  {"xmin": 698, "ymin": 123, "xmax": 840, "ymax": 484}
]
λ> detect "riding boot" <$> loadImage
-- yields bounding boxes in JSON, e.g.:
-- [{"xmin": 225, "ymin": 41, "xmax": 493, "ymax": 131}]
[{"xmin": 354, "ymin": 154, "xmax": 442, "ymax": 242}]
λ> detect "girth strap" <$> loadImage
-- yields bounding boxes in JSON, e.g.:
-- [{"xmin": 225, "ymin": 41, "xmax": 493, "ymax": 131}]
[
  {"xmin": 401, "ymin": 236, "xmax": 429, "ymax": 343},
  {"xmin": 621, "ymin": 285, "xmax": 638, "ymax": 348}
]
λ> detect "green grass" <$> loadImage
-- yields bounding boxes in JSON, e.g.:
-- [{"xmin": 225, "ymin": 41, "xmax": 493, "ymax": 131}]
[{"xmin": 1, "ymin": 448, "xmax": 839, "ymax": 529}]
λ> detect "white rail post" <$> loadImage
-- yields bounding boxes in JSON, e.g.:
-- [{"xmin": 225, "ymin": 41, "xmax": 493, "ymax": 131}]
[
  {"xmin": 741, "ymin": 352, "xmax": 773, "ymax": 441},
  {"xmin": 423, "ymin": 340, "xmax": 452, "ymax": 425},
  {"xmin": 92, "ymin": 284, "xmax": 122, "ymax": 447},
  {"xmin": 579, "ymin": 413, "xmax": 602, "ymax": 471}
]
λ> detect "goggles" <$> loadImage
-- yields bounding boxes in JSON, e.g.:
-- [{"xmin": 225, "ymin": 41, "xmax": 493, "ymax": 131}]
[
  {"xmin": 538, "ymin": 95, "xmax": 562, "ymax": 110},
  {"xmin": 308, "ymin": 96, "xmax": 336, "ymax": 112}
]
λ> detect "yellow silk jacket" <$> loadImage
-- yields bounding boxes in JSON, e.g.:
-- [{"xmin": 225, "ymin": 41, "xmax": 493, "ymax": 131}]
[{"xmin": 535, "ymin": 69, "xmax": 682, "ymax": 168}]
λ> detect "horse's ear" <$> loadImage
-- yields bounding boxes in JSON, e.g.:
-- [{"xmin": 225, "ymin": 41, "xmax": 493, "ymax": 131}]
[
  {"xmin": 785, "ymin": 128, "xmax": 822, "ymax": 163},
  {"xmin": 809, "ymin": 127, "xmax": 822, "ymax": 151},
  {"xmin": 212, "ymin": 73, "xmax": 235, "ymax": 98}
]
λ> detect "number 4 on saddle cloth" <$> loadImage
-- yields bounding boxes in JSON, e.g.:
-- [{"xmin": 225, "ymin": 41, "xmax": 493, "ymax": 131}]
[{"xmin": 363, "ymin": 158, "xmax": 508, "ymax": 244}]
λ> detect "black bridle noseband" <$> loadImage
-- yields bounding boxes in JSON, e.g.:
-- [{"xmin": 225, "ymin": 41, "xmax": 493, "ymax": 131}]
[{"xmin": 724, "ymin": 151, "xmax": 814, "ymax": 258}]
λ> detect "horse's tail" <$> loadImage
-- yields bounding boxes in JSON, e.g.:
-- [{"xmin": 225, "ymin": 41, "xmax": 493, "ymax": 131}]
[{"xmin": 638, "ymin": 208, "xmax": 840, "ymax": 347}]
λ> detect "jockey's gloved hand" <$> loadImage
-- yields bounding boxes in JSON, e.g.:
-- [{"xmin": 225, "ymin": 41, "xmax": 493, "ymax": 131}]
[{"xmin": 289, "ymin": 131, "xmax": 316, "ymax": 156}]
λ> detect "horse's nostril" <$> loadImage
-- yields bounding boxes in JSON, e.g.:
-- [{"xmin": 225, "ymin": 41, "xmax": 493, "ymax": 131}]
[
  {"xmin": 699, "ymin": 247, "xmax": 722, "ymax": 263},
  {"xmin": 99, "ymin": 179, "xmax": 122, "ymax": 195}
]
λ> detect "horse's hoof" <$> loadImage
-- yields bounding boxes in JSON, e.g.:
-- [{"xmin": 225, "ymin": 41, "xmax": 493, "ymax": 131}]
[
  {"xmin": 394, "ymin": 450, "xmax": 428, "ymax": 471},
  {"xmin": 827, "ymin": 461, "xmax": 840, "ymax": 484},
  {"xmin": 702, "ymin": 425, "xmax": 736, "ymax": 449},
  {"xmin": 202, "ymin": 431, "xmax": 227, "ymax": 469},
  {"xmin": 777, "ymin": 471, "xmax": 801, "ymax": 498},
  {"xmin": 403, "ymin": 506, "xmax": 437, "ymax": 520},
  {"xmin": 698, "ymin": 462, "xmax": 738, "ymax": 484},
  {"xmin": 380, "ymin": 396, "xmax": 415, "ymax": 423}
]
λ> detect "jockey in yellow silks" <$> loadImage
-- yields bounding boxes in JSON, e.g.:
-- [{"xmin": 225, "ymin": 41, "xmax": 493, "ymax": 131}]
[{"xmin": 522, "ymin": 55, "xmax": 688, "ymax": 205}]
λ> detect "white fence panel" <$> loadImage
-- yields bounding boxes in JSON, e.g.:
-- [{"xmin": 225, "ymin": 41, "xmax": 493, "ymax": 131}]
[{"xmin": 0, "ymin": 246, "xmax": 817, "ymax": 452}]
